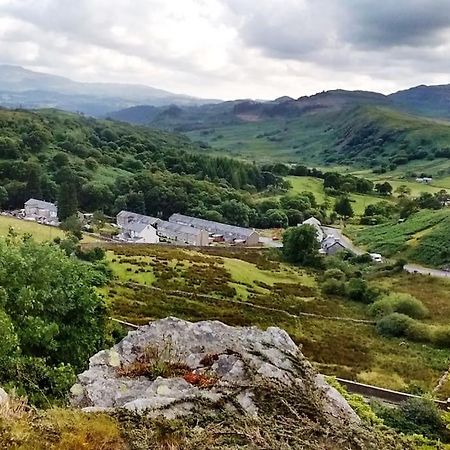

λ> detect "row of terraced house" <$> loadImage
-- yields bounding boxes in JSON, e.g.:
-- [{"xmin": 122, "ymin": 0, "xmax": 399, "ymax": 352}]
[{"xmin": 116, "ymin": 211, "xmax": 260, "ymax": 247}]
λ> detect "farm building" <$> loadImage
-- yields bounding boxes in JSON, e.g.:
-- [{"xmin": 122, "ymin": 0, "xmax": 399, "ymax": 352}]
[
  {"xmin": 118, "ymin": 221, "xmax": 159, "ymax": 244},
  {"xmin": 116, "ymin": 211, "xmax": 209, "ymax": 246},
  {"xmin": 169, "ymin": 213, "xmax": 260, "ymax": 245},
  {"xmin": 116, "ymin": 210, "xmax": 159, "ymax": 228},
  {"xmin": 301, "ymin": 217, "xmax": 324, "ymax": 242},
  {"xmin": 156, "ymin": 221, "xmax": 209, "ymax": 246},
  {"xmin": 320, "ymin": 236, "xmax": 347, "ymax": 255},
  {"xmin": 24, "ymin": 198, "xmax": 58, "ymax": 224}
]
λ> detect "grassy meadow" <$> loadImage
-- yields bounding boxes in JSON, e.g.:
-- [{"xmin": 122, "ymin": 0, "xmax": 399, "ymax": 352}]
[
  {"xmin": 103, "ymin": 244, "xmax": 450, "ymax": 397},
  {"xmin": 0, "ymin": 215, "xmax": 100, "ymax": 243},
  {"xmin": 268, "ymin": 175, "xmax": 391, "ymax": 216}
]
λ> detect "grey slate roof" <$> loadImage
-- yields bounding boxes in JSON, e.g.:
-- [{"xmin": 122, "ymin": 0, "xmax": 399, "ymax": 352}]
[
  {"xmin": 117, "ymin": 210, "xmax": 159, "ymax": 226},
  {"xmin": 25, "ymin": 198, "xmax": 57, "ymax": 212},
  {"xmin": 157, "ymin": 220, "xmax": 202, "ymax": 237},
  {"xmin": 125, "ymin": 221, "xmax": 151, "ymax": 233},
  {"xmin": 169, "ymin": 213, "xmax": 257, "ymax": 239}
]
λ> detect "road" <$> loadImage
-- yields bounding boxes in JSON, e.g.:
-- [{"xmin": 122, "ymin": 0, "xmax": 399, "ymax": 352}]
[
  {"xmin": 322, "ymin": 226, "xmax": 450, "ymax": 279},
  {"xmin": 404, "ymin": 264, "xmax": 450, "ymax": 278}
]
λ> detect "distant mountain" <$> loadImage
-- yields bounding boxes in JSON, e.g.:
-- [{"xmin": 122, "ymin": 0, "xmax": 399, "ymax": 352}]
[
  {"xmin": 109, "ymin": 89, "xmax": 391, "ymax": 129},
  {"xmin": 389, "ymin": 84, "xmax": 450, "ymax": 120},
  {"xmin": 0, "ymin": 65, "xmax": 216, "ymax": 116}
]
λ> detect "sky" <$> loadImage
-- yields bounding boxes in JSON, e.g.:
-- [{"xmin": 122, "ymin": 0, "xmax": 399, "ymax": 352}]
[{"xmin": 1, "ymin": 0, "xmax": 450, "ymax": 100}]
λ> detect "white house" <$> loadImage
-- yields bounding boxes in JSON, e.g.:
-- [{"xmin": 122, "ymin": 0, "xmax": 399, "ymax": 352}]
[
  {"xmin": 118, "ymin": 221, "xmax": 159, "ymax": 244},
  {"xmin": 302, "ymin": 217, "xmax": 324, "ymax": 243},
  {"xmin": 416, "ymin": 177, "xmax": 433, "ymax": 184},
  {"xmin": 24, "ymin": 198, "xmax": 58, "ymax": 224}
]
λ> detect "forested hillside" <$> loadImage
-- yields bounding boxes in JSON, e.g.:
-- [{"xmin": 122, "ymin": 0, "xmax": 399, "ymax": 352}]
[
  {"xmin": 0, "ymin": 108, "xmax": 286, "ymax": 225},
  {"xmin": 110, "ymin": 93, "xmax": 450, "ymax": 174}
]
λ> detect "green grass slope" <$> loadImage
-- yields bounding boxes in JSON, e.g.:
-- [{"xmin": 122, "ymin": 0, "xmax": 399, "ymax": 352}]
[
  {"xmin": 187, "ymin": 105, "xmax": 450, "ymax": 173},
  {"xmin": 353, "ymin": 209, "xmax": 450, "ymax": 267}
]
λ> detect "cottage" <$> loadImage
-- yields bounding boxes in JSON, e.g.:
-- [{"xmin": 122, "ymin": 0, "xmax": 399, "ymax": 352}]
[
  {"xmin": 24, "ymin": 198, "xmax": 58, "ymax": 224},
  {"xmin": 302, "ymin": 217, "xmax": 324, "ymax": 243},
  {"xmin": 116, "ymin": 210, "xmax": 209, "ymax": 246},
  {"xmin": 321, "ymin": 235, "xmax": 346, "ymax": 255},
  {"xmin": 156, "ymin": 221, "xmax": 209, "ymax": 246},
  {"xmin": 118, "ymin": 221, "xmax": 159, "ymax": 244},
  {"xmin": 116, "ymin": 210, "xmax": 159, "ymax": 228},
  {"xmin": 169, "ymin": 213, "xmax": 260, "ymax": 246},
  {"xmin": 415, "ymin": 177, "xmax": 433, "ymax": 184}
]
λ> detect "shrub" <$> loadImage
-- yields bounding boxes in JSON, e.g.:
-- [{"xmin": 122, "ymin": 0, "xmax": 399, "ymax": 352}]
[
  {"xmin": 405, "ymin": 321, "xmax": 432, "ymax": 343},
  {"xmin": 432, "ymin": 327, "xmax": 450, "ymax": 348},
  {"xmin": 376, "ymin": 313, "xmax": 414, "ymax": 338},
  {"xmin": 346, "ymin": 278, "xmax": 379, "ymax": 304},
  {"xmin": 321, "ymin": 279, "xmax": 346, "ymax": 296},
  {"xmin": 323, "ymin": 268, "xmax": 346, "ymax": 281},
  {"xmin": 369, "ymin": 294, "xmax": 428, "ymax": 319},
  {"xmin": 375, "ymin": 398, "xmax": 449, "ymax": 442}
]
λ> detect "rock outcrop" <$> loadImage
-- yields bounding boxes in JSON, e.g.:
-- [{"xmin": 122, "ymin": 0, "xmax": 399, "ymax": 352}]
[{"xmin": 71, "ymin": 318, "xmax": 357, "ymax": 424}]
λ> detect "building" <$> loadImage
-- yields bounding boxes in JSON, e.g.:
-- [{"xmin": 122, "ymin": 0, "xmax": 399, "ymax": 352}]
[
  {"xmin": 416, "ymin": 177, "xmax": 433, "ymax": 184},
  {"xmin": 169, "ymin": 213, "xmax": 260, "ymax": 246},
  {"xmin": 116, "ymin": 210, "xmax": 209, "ymax": 246},
  {"xmin": 302, "ymin": 217, "xmax": 324, "ymax": 242},
  {"xmin": 320, "ymin": 236, "xmax": 346, "ymax": 255},
  {"xmin": 156, "ymin": 221, "xmax": 209, "ymax": 246},
  {"xmin": 118, "ymin": 221, "xmax": 159, "ymax": 244},
  {"xmin": 116, "ymin": 210, "xmax": 159, "ymax": 228},
  {"xmin": 24, "ymin": 198, "xmax": 58, "ymax": 224}
]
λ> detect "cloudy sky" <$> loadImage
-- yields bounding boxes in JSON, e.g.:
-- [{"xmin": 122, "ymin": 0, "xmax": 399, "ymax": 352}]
[{"xmin": 1, "ymin": 0, "xmax": 450, "ymax": 100}]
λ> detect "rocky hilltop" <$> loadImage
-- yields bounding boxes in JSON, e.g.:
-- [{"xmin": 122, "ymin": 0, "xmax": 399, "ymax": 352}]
[
  {"xmin": 69, "ymin": 318, "xmax": 406, "ymax": 449},
  {"xmin": 71, "ymin": 317, "xmax": 356, "ymax": 420}
]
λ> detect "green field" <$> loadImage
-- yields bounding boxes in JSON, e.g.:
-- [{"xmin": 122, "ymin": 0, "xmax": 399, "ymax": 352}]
[
  {"xmin": 280, "ymin": 176, "xmax": 391, "ymax": 215},
  {"xmin": 351, "ymin": 209, "xmax": 450, "ymax": 267},
  {"xmin": 0, "ymin": 216, "xmax": 99, "ymax": 243},
  {"xmin": 103, "ymin": 244, "xmax": 450, "ymax": 397}
]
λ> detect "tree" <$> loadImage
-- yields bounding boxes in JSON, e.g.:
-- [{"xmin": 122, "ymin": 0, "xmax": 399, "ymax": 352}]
[
  {"xmin": 262, "ymin": 209, "xmax": 289, "ymax": 228},
  {"xmin": 0, "ymin": 186, "xmax": 8, "ymax": 209},
  {"xmin": 282, "ymin": 225, "xmax": 321, "ymax": 265},
  {"xmin": 375, "ymin": 182, "xmax": 393, "ymax": 196},
  {"xmin": 0, "ymin": 236, "xmax": 107, "ymax": 404},
  {"xmin": 334, "ymin": 196, "xmax": 353, "ymax": 219},
  {"xmin": 25, "ymin": 162, "xmax": 43, "ymax": 200},
  {"xmin": 58, "ymin": 182, "xmax": 78, "ymax": 220},
  {"xmin": 395, "ymin": 185, "xmax": 411, "ymax": 197},
  {"xmin": 60, "ymin": 215, "xmax": 83, "ymax": 240}
]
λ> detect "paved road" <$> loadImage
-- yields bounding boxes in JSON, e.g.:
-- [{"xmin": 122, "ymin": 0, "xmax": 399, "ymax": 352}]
[
  {"xmin": 322, "ymin": 226, "xmax": 450, "ymax": 279},
  {"xmin": 404, "ymin": 264, "xmax": 450, "ymax": 278}
]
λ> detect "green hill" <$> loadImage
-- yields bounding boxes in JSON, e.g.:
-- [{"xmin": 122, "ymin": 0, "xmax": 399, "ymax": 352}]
[
  {"xmin": 353, "ymin": 209, "xmax": 450, "ymax": 267},
  {"xmin": 0, "ymin": 108, "xmax": 283, "ymax": 225},
  {"xmin": 186, "ymin": 105, "xmax": 450, "ymax": 172}
]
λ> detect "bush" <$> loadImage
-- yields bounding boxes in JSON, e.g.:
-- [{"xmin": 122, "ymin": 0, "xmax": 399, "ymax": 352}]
[
  {"xmin": 376, "ymin": 313, "xmax": 414, "ymax": 338},
  {"xmin": 321, "ymin": 278, "xmax": 347, "ymax": 296},
  {"xmin": 323, "ymin": 268, "xmax": 346, "ymax": 281},
  {"xmin": 375, "ymin": 398, "xmax": 449, "ymax": 442},
  {"xmin": 346, "ymin": 278, "xmax": 379, "ymax": 304},
  {"xmin": 432, "ymin": 327, "xmax": 450, "ymax": 348},
  {"xmin": 369, "ymin": 293, "xmax": 428, "ymax": 319}
]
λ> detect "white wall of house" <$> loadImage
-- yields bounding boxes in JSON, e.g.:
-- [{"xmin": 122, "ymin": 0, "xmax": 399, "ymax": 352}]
[{"xmin": 126, "ymin": 225, "xmax": 159, "ymax": 244}]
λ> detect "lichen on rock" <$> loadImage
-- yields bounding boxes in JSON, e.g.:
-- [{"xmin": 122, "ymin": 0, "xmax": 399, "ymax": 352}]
[{"xmin": 71, "ymin": 317, "xmax": 358, "ymax": 424}]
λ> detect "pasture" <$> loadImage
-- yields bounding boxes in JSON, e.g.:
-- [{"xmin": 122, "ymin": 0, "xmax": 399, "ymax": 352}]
[
  {"xmin": 104, "ymin": 244, "xmax": 450, "ymax": 398},
  {"xmin": 0, "ymin": 215, "xmax": 100, "ymax": 243}
]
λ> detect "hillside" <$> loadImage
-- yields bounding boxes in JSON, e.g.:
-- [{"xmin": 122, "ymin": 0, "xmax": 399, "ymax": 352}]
[
  {"xmin": 353, "ymin": 209, "xmax": 450, "ymax": 267},
  {"xmin": 390, "ymin": 84, "xmax": 450, "ymax": 120},
  {"xmin": 0, "ymin": 108, "xmax": 285, "ymax": 226},
  {"xmin": 0, "ymin": 65, "xmax": 216, "ymax": 115},
  {"xmin": 109, "ymin": 91, "xmax": 450, "ymax": 174}
]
